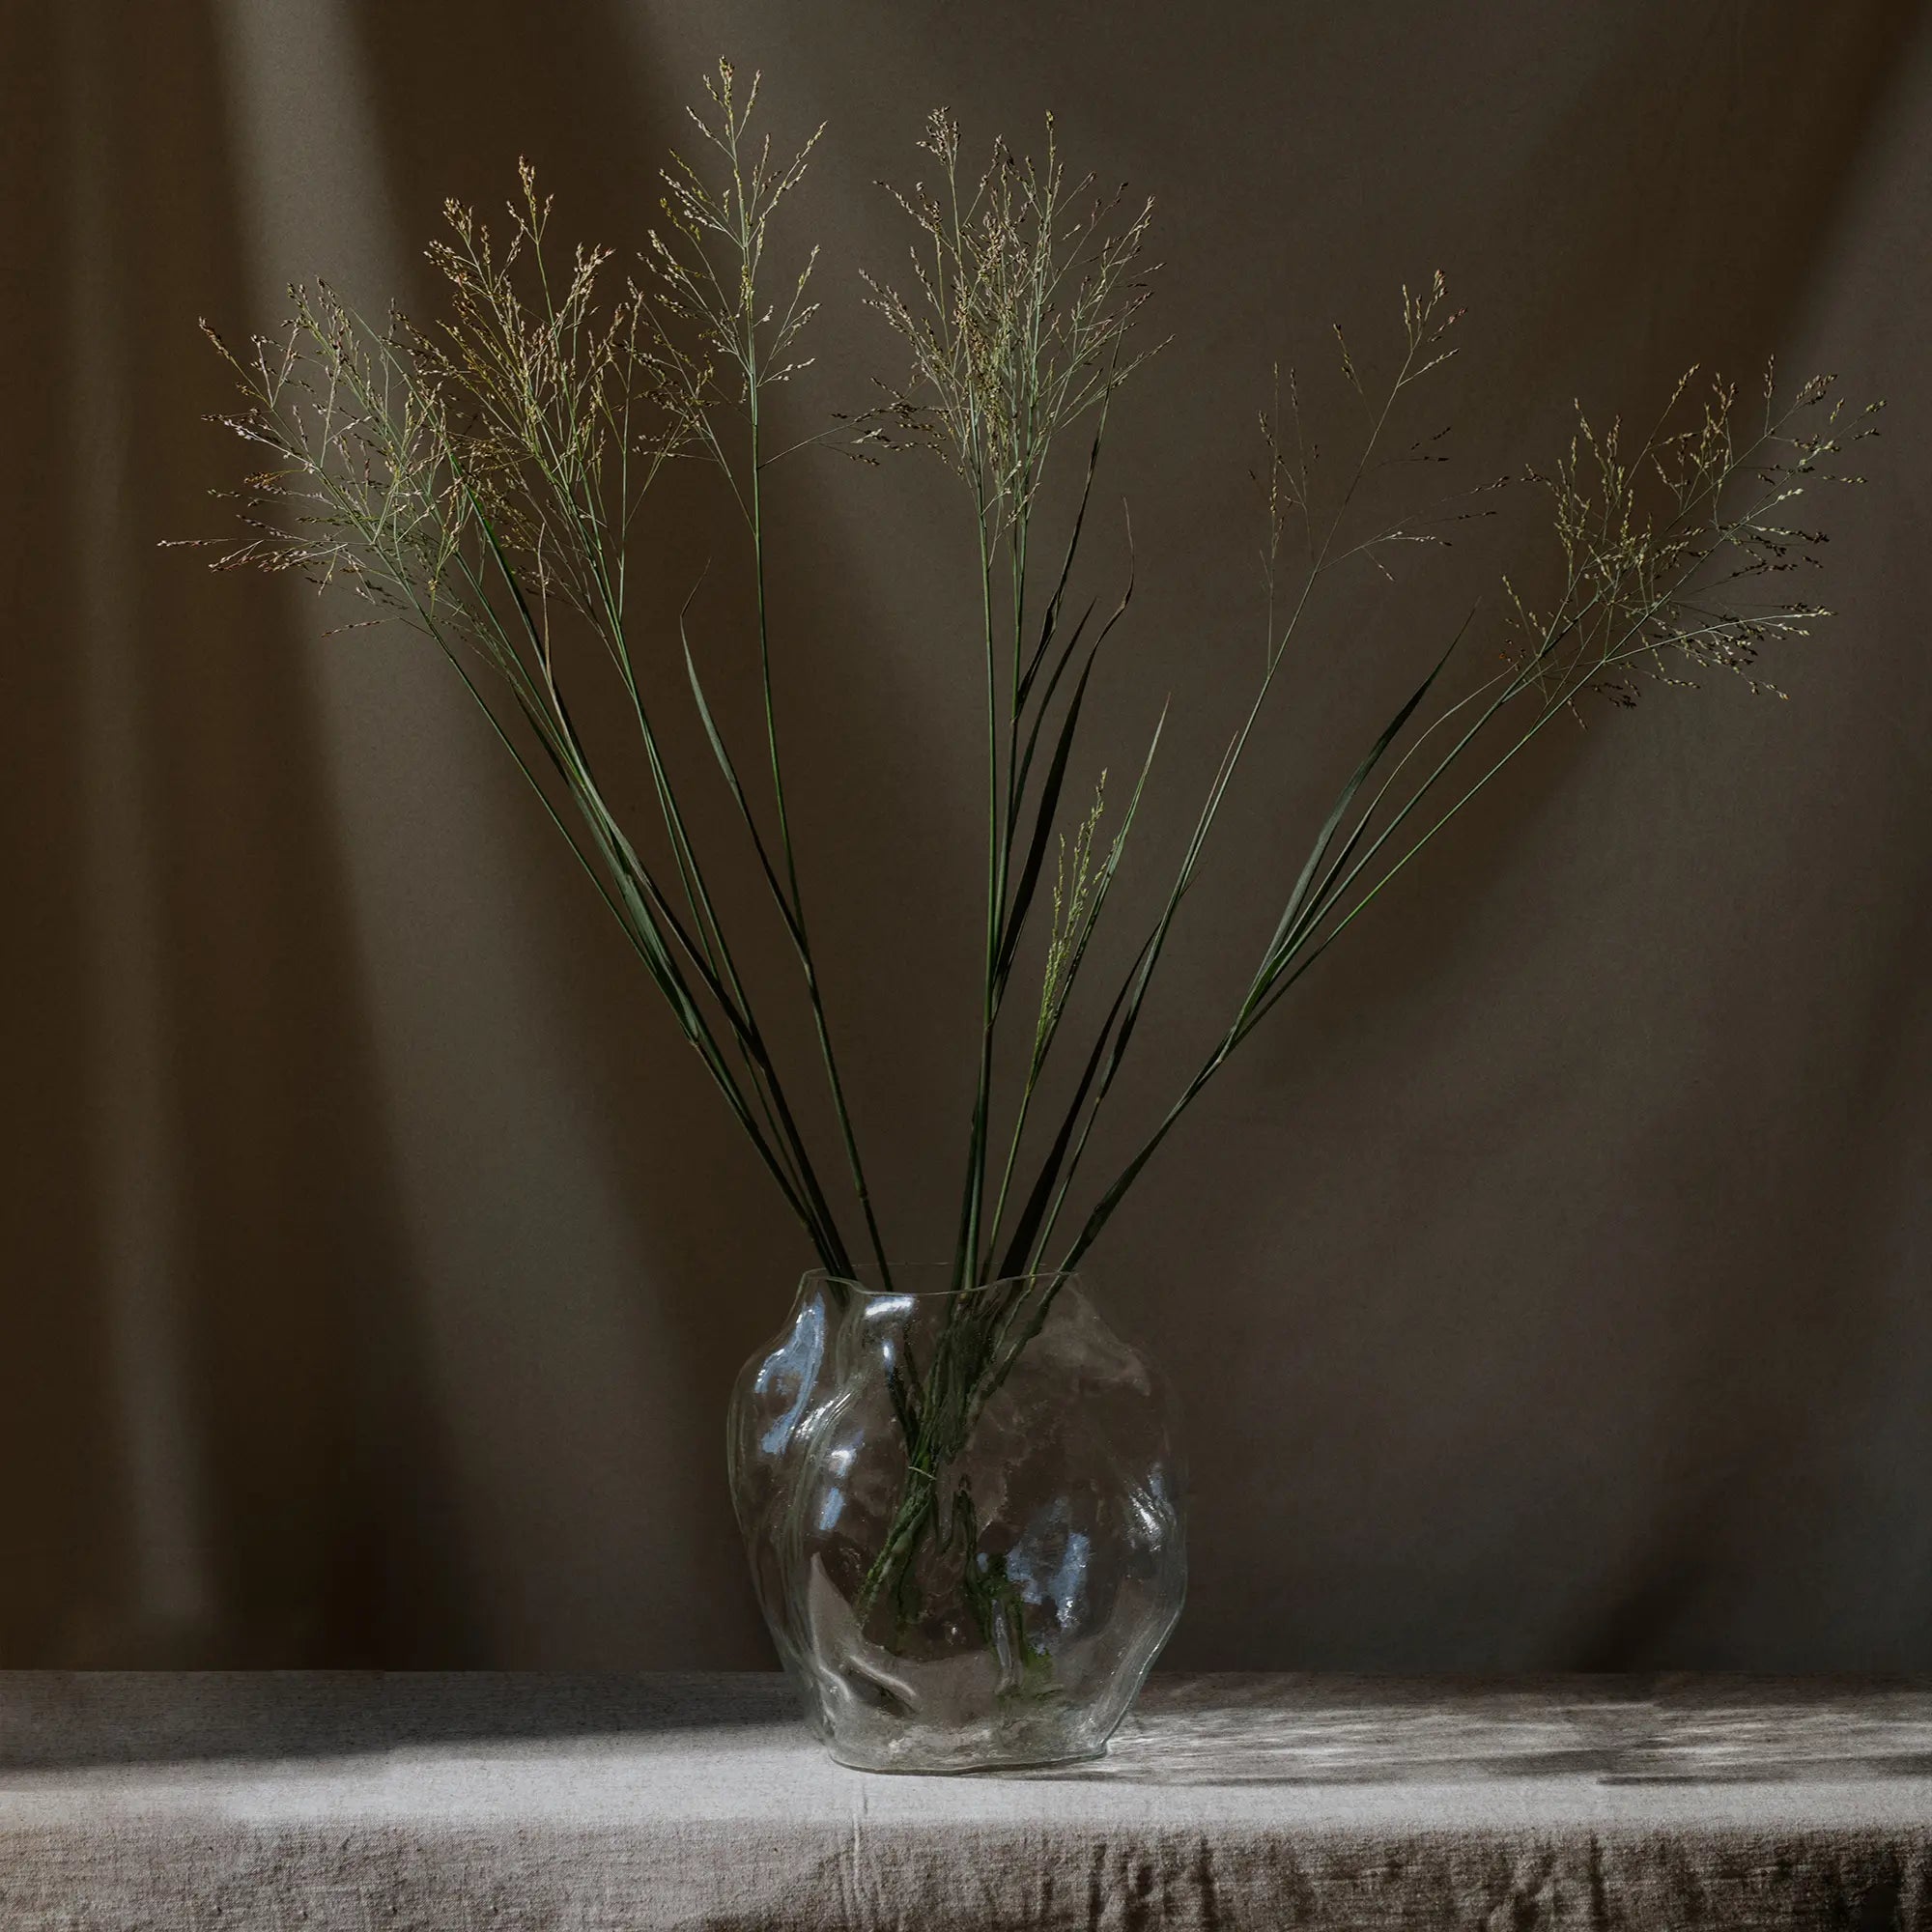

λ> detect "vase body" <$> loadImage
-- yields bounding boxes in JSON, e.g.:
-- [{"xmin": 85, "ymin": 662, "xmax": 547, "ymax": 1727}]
[{"xmin": 727, "ymin": 1266, "xmax": 1185, "ymax": 1772}]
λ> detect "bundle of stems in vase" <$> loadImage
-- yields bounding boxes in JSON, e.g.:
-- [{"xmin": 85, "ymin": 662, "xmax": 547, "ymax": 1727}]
[{"xmin": 179, "ymin": 60, "xmax": 1876, "ymax": 1365}]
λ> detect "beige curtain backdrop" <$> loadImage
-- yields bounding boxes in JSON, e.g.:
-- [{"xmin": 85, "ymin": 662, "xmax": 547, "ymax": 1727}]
[{"xmin": 4, "ymin": 0, "xmax": 1927, "ymax": 1672}]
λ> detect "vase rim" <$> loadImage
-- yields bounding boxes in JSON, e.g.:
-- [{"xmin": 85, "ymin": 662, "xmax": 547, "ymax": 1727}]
[{"xmin": 802, "ymin": 1263, "xmax": 1078, "ymax": 1299}]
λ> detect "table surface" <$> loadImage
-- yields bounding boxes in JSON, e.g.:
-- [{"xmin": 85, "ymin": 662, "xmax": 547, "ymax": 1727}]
[{"xmin": 4, "ymin": 1672, "xmax": 1929, "ymax": 1928}]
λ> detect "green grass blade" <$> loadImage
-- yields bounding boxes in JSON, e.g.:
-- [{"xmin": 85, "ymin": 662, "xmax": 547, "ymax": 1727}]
[
  {"xmin": 1255, "ymin": 616, "xmax": 1469, "ymax": 989},
  {"xmin": 994, "ymin": 935, "xmax": 1152, "ymax": 1281},
  {"xmin": 1016, "ymin": 412, "xmax": 1108, "ymax": 709},
  {"xmin": 995, "ymin": 645, "xmax": 1099, "ymax": 1000}
]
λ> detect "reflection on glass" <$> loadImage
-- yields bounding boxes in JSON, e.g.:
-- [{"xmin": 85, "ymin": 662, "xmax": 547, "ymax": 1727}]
[{"xmin": 727, "ymin": 1267, "xmax": 1185, "ymax": 1773}]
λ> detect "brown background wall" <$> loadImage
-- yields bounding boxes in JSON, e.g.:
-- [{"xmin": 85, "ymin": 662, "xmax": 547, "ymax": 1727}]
[{"xmin": 4, "ymin": 0, "xmax": 1928, "ymax": 1671}]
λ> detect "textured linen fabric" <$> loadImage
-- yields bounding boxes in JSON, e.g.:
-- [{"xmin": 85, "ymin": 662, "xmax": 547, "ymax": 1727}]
[{"xmin": 3, "ymin": 1674, "xmax": 1929, "ymax": 1929}]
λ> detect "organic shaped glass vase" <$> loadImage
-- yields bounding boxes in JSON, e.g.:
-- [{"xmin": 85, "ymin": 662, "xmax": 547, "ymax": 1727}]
[{"xmin": 727, "ymin": 1265, "xmax": 1185, "ymax": 1772}]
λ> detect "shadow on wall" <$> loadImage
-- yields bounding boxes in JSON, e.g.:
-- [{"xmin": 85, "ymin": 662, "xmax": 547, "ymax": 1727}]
[
  {"xmin": 2, "ymin": 2, "xmax": 462, "ymax": 1669},
  {"xmin": 1181, "ymin": 0, "xmax": 1930, "ymax": 1673}
]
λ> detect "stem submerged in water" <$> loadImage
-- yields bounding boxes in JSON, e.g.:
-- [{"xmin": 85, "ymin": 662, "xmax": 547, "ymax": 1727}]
[{"xmin": 853, "ymin": 1275, "xmax": 1048, "ymax": 1635}]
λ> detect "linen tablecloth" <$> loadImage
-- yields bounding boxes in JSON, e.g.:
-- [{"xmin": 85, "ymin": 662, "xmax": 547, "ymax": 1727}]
[{"xmin": 2, "ymin": 1672, "xmax": 1928, "ymax": 1928}]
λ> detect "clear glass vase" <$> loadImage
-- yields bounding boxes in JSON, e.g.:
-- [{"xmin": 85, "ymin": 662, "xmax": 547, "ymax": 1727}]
[{"xmin": 727, "ymin": 1265, "xmax": 1185, "ymax": 1772}]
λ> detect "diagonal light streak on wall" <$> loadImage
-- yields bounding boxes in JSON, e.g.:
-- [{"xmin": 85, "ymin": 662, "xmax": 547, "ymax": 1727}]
[
  {"xmin": 64, "ymin": 0, "xmax": 217, "ymax": 1655},
  {"xmin": 208, "ymin": 0, "xmax": 695, "ymax": 1662}
]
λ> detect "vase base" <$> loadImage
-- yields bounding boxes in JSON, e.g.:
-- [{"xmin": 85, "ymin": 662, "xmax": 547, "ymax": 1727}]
[{"xmin": 827, "ymin": 1735, "xmax": 1110, "ymax": 1776}]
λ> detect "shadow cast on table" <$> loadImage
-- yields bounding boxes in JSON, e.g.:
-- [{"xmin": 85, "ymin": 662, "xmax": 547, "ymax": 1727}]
[
  {"xmin": 1026, "ymin": 1749, "xmax": 1932, "ymax": 1789},
  {"xmin": 0, "ymin": 1673, "xmax": 801, "ymax": 1771},
  {"xmin": 1014, "ymin": 1678, "xmax": 1932, "ymax": 1789}
]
